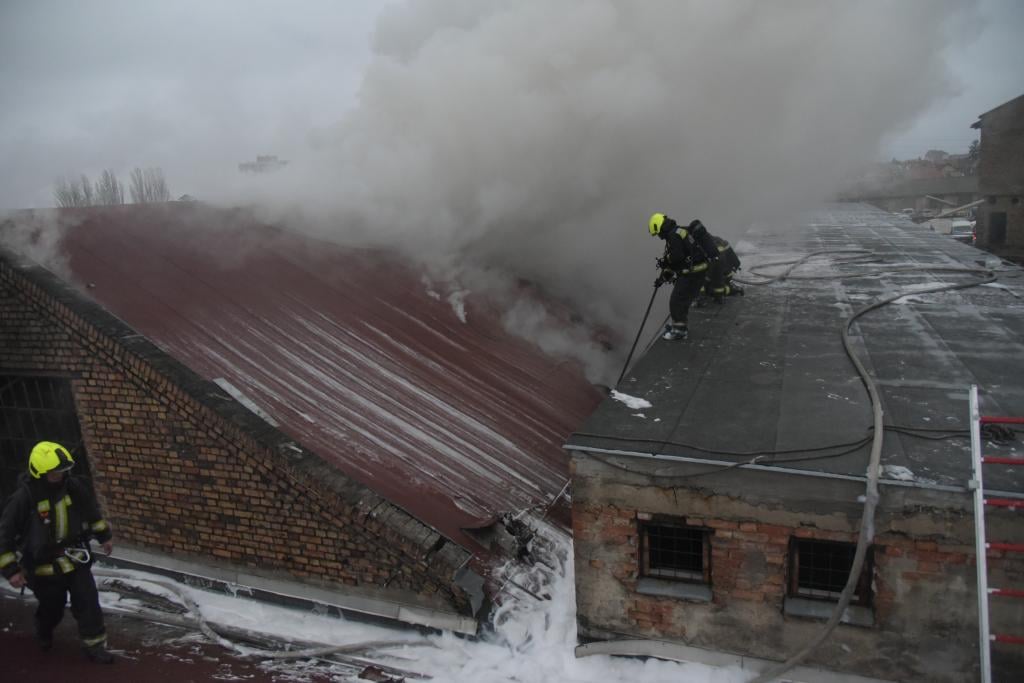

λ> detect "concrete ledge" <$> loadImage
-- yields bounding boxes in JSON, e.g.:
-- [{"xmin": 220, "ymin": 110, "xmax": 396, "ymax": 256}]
[
  {"xmin": 576, "ymin": 639, "xmax": 896, "ymax": 683},
  {"xmin": 99, "ymin": 545, "xmax": 478, "ymax": 635},
  {"xmin": 784, "ymin": 597, "xmax": 875, "ymax": 628},
  {"xmin": 636, "ymin": 578, "xmax": 711, "ymax": 602}
]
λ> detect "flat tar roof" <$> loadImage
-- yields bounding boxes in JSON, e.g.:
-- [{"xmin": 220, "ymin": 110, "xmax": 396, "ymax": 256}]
[{"xmin": 566, "ymin": 204, "xmax": 1024, "ymax": 497}]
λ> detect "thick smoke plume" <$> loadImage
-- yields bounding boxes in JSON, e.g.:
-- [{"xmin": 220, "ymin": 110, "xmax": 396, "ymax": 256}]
[
  {"xmin": 3, "ymin": 1, "xmax": 975, "ymax": 384},
  {"xmin": 219, "ymin": 1, "xmax": 970, "ymax": 383}
]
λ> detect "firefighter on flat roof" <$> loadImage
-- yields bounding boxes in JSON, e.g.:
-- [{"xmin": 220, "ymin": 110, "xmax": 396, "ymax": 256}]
[
  {"xmin": 0, "ymin": 441, "xmax": 115, "ymax": 664},
  {"xmin": 649, "ymin": 213, "xmax": 719, "ymax": 340},
  {"xmin": 704, "ymin": 235, "xmax": 744, "ymax": 303}
]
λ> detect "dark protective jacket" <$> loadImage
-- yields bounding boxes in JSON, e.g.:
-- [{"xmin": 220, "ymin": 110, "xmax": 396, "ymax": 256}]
[
  {"xmin": 659, "ymin": 218, "xmax": 718, "ymax": 274},
  {"xmin": 713, "ymin": 235, "xmax": 742, "ymax": 275},
  {"xmin": 0, "ymin": 473, "xmax": 112, "ymax": 579}
]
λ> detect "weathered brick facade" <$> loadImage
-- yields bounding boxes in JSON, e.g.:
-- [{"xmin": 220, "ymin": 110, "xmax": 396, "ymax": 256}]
[
  {"xmin": 975, "ymin": 93, "xmax": 1024, "ymax": 253},
  {"xmin": 1, "ymin": 249, "xmax": 473, "ymax": 617},
  {"xmin": 571, "ymin": 456, "xmax": 1024, "ymax": 683}
]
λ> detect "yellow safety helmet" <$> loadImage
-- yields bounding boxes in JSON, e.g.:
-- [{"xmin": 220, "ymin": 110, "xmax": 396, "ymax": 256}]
[
  {"xmin": 649, "ymin": 212, "xmax": 667, "ymax": 237},
  {"xmin": 28, "ymin": 441, "xmax": 75, "ymax": 479}
]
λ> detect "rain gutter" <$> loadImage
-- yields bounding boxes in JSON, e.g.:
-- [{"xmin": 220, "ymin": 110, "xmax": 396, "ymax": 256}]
[{"xmin": 565, "ymin": 444, "xmax": 1024, "ymax": 500}]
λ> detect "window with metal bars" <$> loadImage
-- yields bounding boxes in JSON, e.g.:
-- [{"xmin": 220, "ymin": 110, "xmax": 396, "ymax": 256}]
[
  {"xmin": 640, "ymin": 521, "xmax": 710, "ymax": 583},
  {"xmin": 789, "ymin": 538, "xmax": 873, "ymax": 606},
  {"xmin": 0, "ymin": 375, "xmax": 89, "ymax": 501}
]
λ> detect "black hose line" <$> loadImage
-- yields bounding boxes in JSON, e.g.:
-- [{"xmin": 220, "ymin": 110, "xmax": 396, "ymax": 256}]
[
  {"xmin": 615, "ymin": 285, "xmax": 661, "ymax": 388},
  {"xmin": 749, "ymin": 265, "xmax": 996, "ymax": 683},
  {"xmin": 603, "ymin": 246, "xmax": 999, "ymax": 682}
]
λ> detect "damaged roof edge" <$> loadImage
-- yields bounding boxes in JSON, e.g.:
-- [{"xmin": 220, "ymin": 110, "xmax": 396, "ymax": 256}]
[{"xmin": 0, "ymin": 244, "xmax": 474, "ymax": 579}]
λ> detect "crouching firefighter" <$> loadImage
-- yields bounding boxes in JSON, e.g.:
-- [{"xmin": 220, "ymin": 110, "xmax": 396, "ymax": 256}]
[
  {"xmin": 0, "ymin": 441, "xmax": 115, "ymax": 663},
  {"xmin": 706, "ymin": 235, "xmax": 744, "ymax": 302},
  {"xmin": 649, "ymin": 212, "xmax": 719, "ymax": 340}
]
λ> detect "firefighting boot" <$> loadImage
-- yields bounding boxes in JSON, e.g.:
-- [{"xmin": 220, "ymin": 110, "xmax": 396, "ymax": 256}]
[
  {"xmin": 662, "ymin": 323, "xmax": 688, "ymax": 341},
  {"xmin": 84, "ymin": 642, "xmax": 115, "ymax": 664}
]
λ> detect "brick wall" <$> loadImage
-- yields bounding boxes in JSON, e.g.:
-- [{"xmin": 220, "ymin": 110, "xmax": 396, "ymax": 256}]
[
  {"xmin": 570, "ymin": 463, "xmax": 1024, "ymax": 682},
  {"xmin": 1, "ymin": 251, "xmax": 471, "ymax": 614},
  {"xmin": 978, "ymin": 96, "xmax": 1024, "ymax": 196},
  {"xmin": 977, "ymin": 197, "xmax": 1024, "ymax": 250}
]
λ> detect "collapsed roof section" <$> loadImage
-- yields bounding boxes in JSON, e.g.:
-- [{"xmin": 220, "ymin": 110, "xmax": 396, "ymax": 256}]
[{"xmin": 9, "ymin": 204, "xmax": 603, "ymax": 555}]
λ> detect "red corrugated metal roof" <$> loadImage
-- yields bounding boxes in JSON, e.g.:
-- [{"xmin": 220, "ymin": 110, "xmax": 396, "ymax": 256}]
[{"xmin": 48, "ymin": 204, "xmax": 603, "ymax": 552}]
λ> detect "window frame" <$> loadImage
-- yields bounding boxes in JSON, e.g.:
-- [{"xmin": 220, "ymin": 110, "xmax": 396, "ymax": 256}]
[
  {"xmin": 788, "ymin": 537, "xmax": 873, "ymax": 607},
  {"xmin": 0, "ymin": 373, "xmax": 89, "ymax": 500},
  {"xmin": 638, "ymin": 518, "xmax": 712, "ymax": 585}
]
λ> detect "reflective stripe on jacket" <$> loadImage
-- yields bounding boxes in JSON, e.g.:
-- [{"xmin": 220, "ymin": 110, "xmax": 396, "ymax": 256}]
[{"xmin": 0, "ymin": 473, "xmax": 112, "ymax": 579}]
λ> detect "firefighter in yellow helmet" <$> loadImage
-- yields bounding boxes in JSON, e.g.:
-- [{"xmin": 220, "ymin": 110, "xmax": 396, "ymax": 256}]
[
  {"xmin": 0, "ymin": 441, "xmax": 115, "ymax": 663},
  {"xmin": 649, "ymin": 212, "xmax": 720, "ymax": 340}
]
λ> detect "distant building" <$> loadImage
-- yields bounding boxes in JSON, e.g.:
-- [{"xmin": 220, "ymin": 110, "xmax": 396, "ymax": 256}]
[
  {"xmin": 972, "ymin": 93, "xmax": 1024, "ymax": 257},
  {"xmin": 838, "ymin": 175, "xmax": 978, "ymax": 213},
  {"xmin": 238, "ymin": 155, "xmax": 289, "ymax": 173},
  {"xmin": 923, "ymin": 149, "xmax": 950, "ymax": 163}
]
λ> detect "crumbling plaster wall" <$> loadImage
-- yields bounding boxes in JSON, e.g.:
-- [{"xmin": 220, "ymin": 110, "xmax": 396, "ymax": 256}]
[{"xmin": 571, "ymin": 454, "xmax": 1023, "ymax": 683}]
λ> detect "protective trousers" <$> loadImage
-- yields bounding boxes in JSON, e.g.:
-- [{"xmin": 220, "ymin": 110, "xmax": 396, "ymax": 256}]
[
  {"xmin": 29, "ymin": 566, "xmax": 106, "ymax": 646},
  {"xmin": 669, "ymin": 271, "xmax": 707, "ymax": 324}
]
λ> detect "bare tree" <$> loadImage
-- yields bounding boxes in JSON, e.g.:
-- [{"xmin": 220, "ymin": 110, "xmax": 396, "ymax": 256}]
[
  {"xmin": 94, "ymin": 169, "xmax": 125, "ymax": 205},
  {"xmin": 80, "ymin": 174, "xmax": 94, "ymax": 206},
  {"xmin": 145, "ymin": 167, "xmax": 170, "ymax": 202},
  {"xmin": 128, "ymin": 167, "xmax": 146, "ymax": 203},
  {"xmin": 54, "ymin": 176, "xmax": 76, "ymax": 207},
  {"xmin": 53, "ymin": 175, "xmax": 90, "ymax": 207},
  {"xmin": 129, "ymin": 167, "xmax": 171, "ymax": 203}
]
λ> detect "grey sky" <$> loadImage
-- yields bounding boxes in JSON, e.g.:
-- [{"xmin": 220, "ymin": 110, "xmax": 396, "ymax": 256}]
[
  {"xmin": 882, "ymin": 0, "xmax": 1024, "ymax": 159},
  {"xmin": 1, "ymin": 1, "xmax": 1022, "ymax": 384},
  {"xmin": 0, "ymin": 1, "xmax": 1020, "ymax": 211},
  {"xmin": 0, "ymin": 0, "xmax": 385, "ymax": 209}
]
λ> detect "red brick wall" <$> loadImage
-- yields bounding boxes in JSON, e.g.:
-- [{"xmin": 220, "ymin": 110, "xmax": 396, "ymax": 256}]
[
  {"xmin": 1, "ymin": 256, "xmax": 469, "ymax": 613},
  {"xmin": 573, "ymin": 498, "xmax": 1021, "ymax": 672}
]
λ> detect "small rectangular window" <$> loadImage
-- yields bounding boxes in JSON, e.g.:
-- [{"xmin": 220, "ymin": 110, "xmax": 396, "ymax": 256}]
[
  {"xmin": 0, "ymin": 375, "xmax": 89, "ymax": 501},
  {"xmin": 789, "ymin": 538, "xmax": 872, "ymax": 606},
  {"xmin": 640, "ymin": 521, "xmax": 710, "ymax": 583}
]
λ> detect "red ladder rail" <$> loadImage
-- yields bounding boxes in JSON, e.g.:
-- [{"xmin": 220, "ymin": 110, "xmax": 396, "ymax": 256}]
[
  {"xmin": 984, "ymin": 498, "xmax": 1024, "ymax": 510},
  {"xmin": 980, "ymin": 416, "xmax": 1024, "ymax": 425},
  {"xmin": 988, "ymin": 542, "xmax": 1024, "ymax": 553},
  {"xmin": 970, "ymin": 386, "xmax": 1024, "ymax": 682}
]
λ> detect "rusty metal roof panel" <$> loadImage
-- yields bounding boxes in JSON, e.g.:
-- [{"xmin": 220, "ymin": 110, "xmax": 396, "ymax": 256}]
[{"xmin": 40, "ymin": 205, "xmax": 601, "ymax": 549}]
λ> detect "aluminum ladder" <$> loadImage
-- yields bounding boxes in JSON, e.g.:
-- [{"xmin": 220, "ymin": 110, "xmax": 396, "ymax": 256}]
[{"xmin": 969, "ymin": 385, "xmax": 1024, "ymax": 682}]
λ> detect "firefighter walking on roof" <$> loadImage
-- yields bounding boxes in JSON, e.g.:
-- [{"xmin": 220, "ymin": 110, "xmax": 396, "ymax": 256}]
[{"xmin": 0, "ymin": 441, "xmax": 116, "ymax": 664}]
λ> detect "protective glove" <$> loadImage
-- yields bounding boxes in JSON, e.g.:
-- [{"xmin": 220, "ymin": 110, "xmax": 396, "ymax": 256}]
[{"xmin": 658, "ymin": 269, "xmax": 676, "ymax": 285}]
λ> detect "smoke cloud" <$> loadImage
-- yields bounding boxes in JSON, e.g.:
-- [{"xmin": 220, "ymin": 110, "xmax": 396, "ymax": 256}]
[
  {"xmin": 1, "ymin": 1, "xmax": 978, "ymax": 384},
  {"xmin": 223, "ymin": 1, "xmax": 971, "ymax": 382}
]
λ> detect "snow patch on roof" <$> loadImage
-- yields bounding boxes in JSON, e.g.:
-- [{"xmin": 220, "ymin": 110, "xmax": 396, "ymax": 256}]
[{"xmin": 610, "ymin": 391, "xmax": 652, "ymax": 410}]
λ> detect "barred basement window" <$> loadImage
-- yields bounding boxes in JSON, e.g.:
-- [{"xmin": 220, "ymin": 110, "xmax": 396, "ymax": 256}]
[
  {"xmin": 789, "ymin": 538, "xmax": 873, "ymax": 606},
  {"xmin": 640, "ymin": 521, "xmax": 710, "ymax": 583},
  {"xmin": 0, "ymin": 374, "xmax": 89, "ymax": 500}
]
